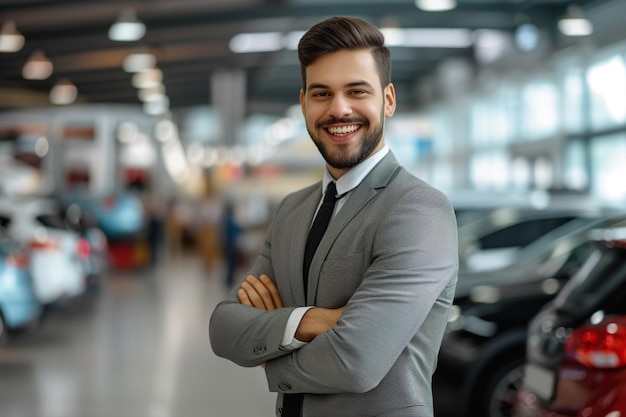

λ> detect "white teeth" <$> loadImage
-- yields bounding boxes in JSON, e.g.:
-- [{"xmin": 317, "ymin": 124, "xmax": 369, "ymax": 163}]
[{"xmin": 327, "ymin": 125, "xmax": 359, "ymax": 136}]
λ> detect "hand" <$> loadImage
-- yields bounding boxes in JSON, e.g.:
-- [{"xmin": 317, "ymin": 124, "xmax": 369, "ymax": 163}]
[
  {"xmin": 237, "ymin": 274, "xmax": 284, "ymax": 311},
  {"xmin": 295, "ymin": 306, "xmax": 345, "ymax": 342}
]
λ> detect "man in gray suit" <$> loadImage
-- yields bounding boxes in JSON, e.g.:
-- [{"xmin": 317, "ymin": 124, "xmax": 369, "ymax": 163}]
[{"xmin": 210, "ymin": 16, "xmax": 458, "ymax": 417}]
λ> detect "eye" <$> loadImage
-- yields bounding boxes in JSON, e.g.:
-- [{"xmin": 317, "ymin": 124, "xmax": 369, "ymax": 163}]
[
  {"xmin": 350, "ymin": 89, "xmax": 367, "ymax": 96},
  {"xmin": 312, "ymin": 91, "xmax": 330, "ymax": 97}
]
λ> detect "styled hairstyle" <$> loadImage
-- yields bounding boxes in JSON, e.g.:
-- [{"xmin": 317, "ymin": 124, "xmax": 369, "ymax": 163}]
[{"xmin": 297, "ymin": 16, "xmax": 391, "ymax": 90}]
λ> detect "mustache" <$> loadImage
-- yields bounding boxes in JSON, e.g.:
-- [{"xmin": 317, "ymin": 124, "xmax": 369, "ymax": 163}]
[{"xmin": 316, "ymin": 117, "xmax": 366, "ymax": 129}]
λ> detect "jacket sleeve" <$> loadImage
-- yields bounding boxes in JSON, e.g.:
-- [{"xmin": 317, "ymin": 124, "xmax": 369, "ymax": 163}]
[
  {"xmin": 209, "ymin": 214, "xmax": 299, "ymax": 367},
  {"xmin": 209, "ymin": 298, "xmax": 297, "ymax": 367}
]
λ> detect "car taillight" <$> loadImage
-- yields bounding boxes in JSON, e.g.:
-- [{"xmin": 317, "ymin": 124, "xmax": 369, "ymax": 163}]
[
  {"xmin": 6, "ymin": 252, "xmax": 29, "ymax": 268},
  {"xmin": 565, "ymin": 316, "xmax": 626, "ymax": 369},
  {"xmin": 30, "ymin": 238, "xmax": 59, "ymax": 250},
  {"xmin": 77, "ymin": 237, "xmax": 91, "ymax": 259}
]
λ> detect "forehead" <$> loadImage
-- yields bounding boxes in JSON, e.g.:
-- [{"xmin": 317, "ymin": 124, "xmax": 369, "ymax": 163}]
[{"xmin": 305, "ymin": 49, "xmax": 380, "ymax": 88}]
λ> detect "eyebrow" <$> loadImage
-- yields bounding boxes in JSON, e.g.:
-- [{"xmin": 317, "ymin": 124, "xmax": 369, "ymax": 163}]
[{"xmin": 306, "ymin": 80, "xmax": 375, "ymax": 91}]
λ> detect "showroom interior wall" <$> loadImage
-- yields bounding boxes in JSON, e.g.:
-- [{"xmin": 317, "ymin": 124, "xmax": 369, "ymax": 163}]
[
  {"xmin": 412, "ymin": 0, "xmax": 626, "ymax": 206},
  {"xmin": 0, "ymin": 0, "xmax": 625, "ymax": 210}
]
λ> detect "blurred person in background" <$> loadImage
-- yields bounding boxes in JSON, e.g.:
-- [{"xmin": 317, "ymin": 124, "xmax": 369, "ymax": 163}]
[
  {"xmin": 196, "ymin": 179, "xmax": 223, "ymax": 269},
  {"xmin": 220, "ymin": 199, "xmax": 243, "ymax": 289},
  {"xmin": 165, "ymin": 196, "xmax": 186, "ymax": 259},
  {"xmin": 209, "ymin": 16, "xmax": 458, "ymax": 417}
]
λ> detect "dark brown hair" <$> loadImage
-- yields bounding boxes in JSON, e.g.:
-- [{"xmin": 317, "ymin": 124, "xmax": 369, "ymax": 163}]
[{"xmin": 297, "ymin": 16, "xmax": 391, "ymax": 90}]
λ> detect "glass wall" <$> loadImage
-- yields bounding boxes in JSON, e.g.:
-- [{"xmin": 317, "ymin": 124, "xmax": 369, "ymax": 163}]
[
  {"xmin": 426, "ymin": 37, "xmax": 626, "ymax": 205},
  {"xmin": 587, "ymin": 51, "xmax": 626, "ymax": 130},
  {"xmin": 590, "ymin": 133, "xmax": 626, "ymax": 202}
]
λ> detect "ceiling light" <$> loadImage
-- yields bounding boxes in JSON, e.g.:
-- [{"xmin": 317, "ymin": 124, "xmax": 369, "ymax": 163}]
[
  {"xmin": 108, "ymin": 9, "xmax": 146, "ymax": 42},
  {"xmin": 474, "ymin": 30, "xmax": 509, "ymax": 64},
  {"xmin": 138, "ymin": 84, "xmax": 166, "ymax": 102},
  {"xmin": 123, "ymin": 50, "xmax": 156, "ymax": 72},
  {"xmin": 415, "ymin": 0, "xmax": 457, "ymax": 12},
  {"xmin": 22, "ymin": 50, "xmax": 53, "ymax": 80},
  {"xmin": 132, "ymin": 67, "xmax": 163, "ymax": 89},
  {"xmin": 0, "ymin": 20, "xmax": 25, "ymax": 52},
  {"xmin": 229, "ymin": 32, "xmax": 284, "ymax": 53},
  {"xmin": 382, "ymin": 28, "xmax": 473, "ymax": 48},
  {"xmin": 144, "ymin": 95, "xmax": 170, "ymax": 116},
  {"xmin": 284, "ymin": 31, "xmax": 305, "ymax": 50},
  {"xmin": 558, "ymin": 5, "xmax": 593, "ymax": 37},
  {"xmin": 515, "ymin": 23, "xmax": 541, "ymax": 52},
  {"xmin": 50, "ymin": 78, "xmax": 77, "ymax": 105}
]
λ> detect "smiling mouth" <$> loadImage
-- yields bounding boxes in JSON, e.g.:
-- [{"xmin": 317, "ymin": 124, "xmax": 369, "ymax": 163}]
[{"xmin": 326, "ymin": 124, "xmax": 361, "ymax": 136}]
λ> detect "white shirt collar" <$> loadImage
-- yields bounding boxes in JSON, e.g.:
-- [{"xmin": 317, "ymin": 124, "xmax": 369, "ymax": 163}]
[{"xmin": 322, "ymin": 144, "xmax": 390, "ymax": 197}]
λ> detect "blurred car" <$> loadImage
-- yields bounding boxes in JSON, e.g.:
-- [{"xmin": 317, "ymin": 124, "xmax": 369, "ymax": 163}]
[
  {"xmin": 514, "ymin": 222, "xmax": 626, "ymax": 417},
  {"xmin": 457, "ymin": 208, "xmax": 581, "ymax": 272},
  {"xmin": 63, "ymin": 203, "xmax": 109, "ymax": 289},
  {"xmin": 450, "ymin": 189, "xmax": 605, "ymax": 229},
  {"xmin": 434, "ymin": 210, "xmax": 626, "ymax": 417},
  {"xmin": 0, "ymin": 226, "xmax": 41, "ymax": 341},
  {"xmin": 58, "ymin": 191, "xmax": 148, "ymax": 269},
  {"xmin": 58, "ymin": 190, "xmax": 145, "ymax": 239},
  {"xmin": 0, "ymin": 196, "xmax": 90, "ymax": 305}
]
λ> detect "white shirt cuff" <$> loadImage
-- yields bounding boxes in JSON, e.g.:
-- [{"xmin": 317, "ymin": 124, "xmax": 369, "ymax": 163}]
[{"xmin": 281, "ymin": 306, "xmax": 314, "ymax": 349}]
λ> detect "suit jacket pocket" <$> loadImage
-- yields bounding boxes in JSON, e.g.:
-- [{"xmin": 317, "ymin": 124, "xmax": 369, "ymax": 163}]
[{"xmin": 316, "ymin": 253, "xmax": 364, "ymax": 307}]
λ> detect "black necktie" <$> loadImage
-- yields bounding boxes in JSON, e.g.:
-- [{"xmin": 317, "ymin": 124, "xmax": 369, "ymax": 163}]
[
  {"xmin": 303, "ymin": 181, "xmax": 338, "ymax": 295},
  {"xmin": 282, "ymin": 182, "xmax": 338, "ymax": 417}
]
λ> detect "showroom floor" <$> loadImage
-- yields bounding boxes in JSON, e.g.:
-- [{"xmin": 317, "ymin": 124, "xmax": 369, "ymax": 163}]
[{"xmin": 0, "ymin": 250, "xmax": 458, "ymax": 417}]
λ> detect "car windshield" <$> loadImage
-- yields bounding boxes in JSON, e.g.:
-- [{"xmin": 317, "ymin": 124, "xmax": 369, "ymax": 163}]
[
  {"xmin": 514, "ymin": 214, "xmax": 624, "ymax": 265},
  {"xmin": 36, "ymin": 214, "xmax": 70, "ymax": 230},
  {"xmin": 551, "ymin": 225, "xmax": 626, "ymax": 325}
]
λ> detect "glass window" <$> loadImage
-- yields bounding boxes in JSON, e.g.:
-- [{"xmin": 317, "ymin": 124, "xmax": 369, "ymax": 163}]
[
  {"xmin": 432, "ymin": 104, "xmax": 456, "ymax": 154},
  {"xmin": 590, "ymin": 133, "xmax": 626, "ymax": 202},
  {"xmin": 511, "ymin": 157, "xmax": 531, "ymax": 189},
  {"xmin": 554, "ymin": 51, "xmax": 586, "ymax": 134},
  {"xmin": 563, "ymin": 139, "xmax": 588, "ymax": 191},
  {"xmin": 469, "ymin": 98, "xmax": 490, "ymax": 147},
  {"xmin": 534, "ymin": 156, "xmax": 554, "ymax": 190},
  {"xmin": 469, "ymin": 84, "xmax": 517, "ymax": 147},
  {"xmin": 562, "ymin": 67, "xmax": 585, "ymax": 133},
  {"xmin": 587, "ymin": 54, "xmax": 626, "ymax": 129},
  {"xmin": 469, "ymin": 151, "xmax": 510, "ymax": 189},
  {"xmin": 520, "ymin": 79, "xmax": 560, "ymax": 140}
]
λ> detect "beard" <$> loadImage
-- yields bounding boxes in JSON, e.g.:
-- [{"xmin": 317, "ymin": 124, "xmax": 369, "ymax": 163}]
[{"xmin": 307, "ymin": 108, "xmax": 385, "ymax": 170}]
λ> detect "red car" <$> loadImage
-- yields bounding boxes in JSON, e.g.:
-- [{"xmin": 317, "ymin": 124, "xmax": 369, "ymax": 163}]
[{"xmin": 514, "ymin": 223, "xmax": 626, "ymax": 417}]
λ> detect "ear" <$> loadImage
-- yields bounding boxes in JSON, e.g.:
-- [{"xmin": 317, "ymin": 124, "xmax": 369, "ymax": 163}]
[
  {"xmin": 299, "ymin": 88, "xmax": 305, "ymax": 114},
  {"xmin": 384, "ymin": 83, "xmax": 396, "ymax": 118}
]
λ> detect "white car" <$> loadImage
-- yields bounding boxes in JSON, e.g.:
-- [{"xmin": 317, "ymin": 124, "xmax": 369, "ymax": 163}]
[{"xmin": 0, "ymin": 197, "xmax": 89, "ymax": 305}]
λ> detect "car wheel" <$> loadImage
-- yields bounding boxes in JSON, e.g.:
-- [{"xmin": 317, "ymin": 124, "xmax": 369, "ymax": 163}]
[
  {"xmin": 465, "ymin": 355, "xmax": 526, "ymax": 417},
  {"xmin": 486, "ymin": 358, "xmax": 525, "ymax": 417}
]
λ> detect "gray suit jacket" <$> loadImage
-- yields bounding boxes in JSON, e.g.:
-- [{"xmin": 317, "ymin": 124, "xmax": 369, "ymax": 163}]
[{"xmin": 210, "ymin": 152, "xmax": 458, "ymax": 417}]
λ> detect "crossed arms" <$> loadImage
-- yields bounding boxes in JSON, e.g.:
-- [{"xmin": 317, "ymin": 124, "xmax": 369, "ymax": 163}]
[{"xmin": 238, "ymin": 274, "xmax": 344, "ymax": 343}]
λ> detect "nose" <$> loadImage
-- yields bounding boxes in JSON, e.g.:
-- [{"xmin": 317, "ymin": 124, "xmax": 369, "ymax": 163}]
[{"xmin": 328, "ymin": 94, "xmax": 352, "ymax": 118}]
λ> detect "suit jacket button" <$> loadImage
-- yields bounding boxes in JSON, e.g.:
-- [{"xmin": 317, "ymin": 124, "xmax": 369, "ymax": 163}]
[{"xmin": 253, "ymin": 344, "xmax": 266, "ymax": 355}]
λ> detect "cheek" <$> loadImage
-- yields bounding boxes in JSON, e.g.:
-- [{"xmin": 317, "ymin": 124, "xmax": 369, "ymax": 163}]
[{"xmin": 304, "ymin": 106, "xmax": 324, "ymax": 125}]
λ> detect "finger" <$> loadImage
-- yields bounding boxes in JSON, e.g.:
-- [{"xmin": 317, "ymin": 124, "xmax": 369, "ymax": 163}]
[
  {"xmin": 240, "ymin": 281, "xmax": 266, "ymax": 310},
  {"xmin": 260, "ymin": 274, "xmax": 283, "ymax": 308},
  {"xmin": 237, "ymin": 288, "xmax": 252, "ymax": 306},
  {"xmin": 246, "ymin": 276, "xmax": 276, "ymax": 311}
]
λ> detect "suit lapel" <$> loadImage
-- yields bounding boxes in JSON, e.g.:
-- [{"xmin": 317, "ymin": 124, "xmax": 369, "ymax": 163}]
[
  {"xmin": 289, "ymin": 183, "xmax": 322, "ymax": 305},
  {"xmin": 306, "ymin": 152, "xmax": 401, "ymax": 304}
]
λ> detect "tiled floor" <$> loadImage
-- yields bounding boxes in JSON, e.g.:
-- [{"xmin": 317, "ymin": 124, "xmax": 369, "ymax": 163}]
[
  {"xmin": 0, "ymin": 251, "xmax": 459, "ymax": 417},
  {"xmin": 0, "ymin": 252, "xmax": 275, "ymax": 417}
]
